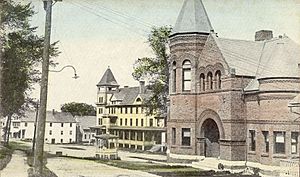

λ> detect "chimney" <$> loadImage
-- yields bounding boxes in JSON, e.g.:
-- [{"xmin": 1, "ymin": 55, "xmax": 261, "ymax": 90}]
[
  {"xmin": 255, "ymin": 30, "xmax": 273, "ymax": 41},
  {"xmin": 139, "ymin": 80, "xmax": 145, "ymax": 94}
]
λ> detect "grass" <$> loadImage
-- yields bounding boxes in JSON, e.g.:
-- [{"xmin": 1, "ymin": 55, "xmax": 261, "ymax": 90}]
[
  {"xmin": 96, "ymin": 160, "xmax": 202, "ymax": 176},
  {"xmin": 0, "ymin": 146, "xmax": 13, "ymax": 159}
]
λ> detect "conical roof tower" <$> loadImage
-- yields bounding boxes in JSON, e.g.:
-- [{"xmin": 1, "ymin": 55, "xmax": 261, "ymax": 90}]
[
  {"xmin": 97, "ymin": 67, "xmax": 119, "ymax": 87},
  {"xmin": 171, "ymin": 0, "xmax": 214, "ymax": 36}
]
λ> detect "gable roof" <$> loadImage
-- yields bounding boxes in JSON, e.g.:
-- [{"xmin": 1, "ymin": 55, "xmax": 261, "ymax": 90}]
[
  {"xmin": 214, "ymin": 36, "xmax": 300, "ymax": 78},
  {"xmin": 97, "ymin": 67, "xmax": 119, "ymax": 87},
  {"xmin": 110, "ymin": 86, "xmax": 152, "ymax": 105},
  {"xmin": 21, "ymin": 111, "xmax": 76, "ymax": 123},
  {"xmin": 172, "ymin": 0, "xmax": 213, "ymax": 35},
  {"xmin": 75, "ymin": 116, "xmax": 96, "ymax": 130}
]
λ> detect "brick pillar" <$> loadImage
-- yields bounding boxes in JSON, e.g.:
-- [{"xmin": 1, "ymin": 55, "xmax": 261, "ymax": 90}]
[
  {"xmin": 269, "ymin": 131, "xmax": 274, "ymax": 158},
  {"xmin": 286, "ymin": 131, "xmax": 291, "ymax": 158},
  {"xmin": 142, "ymin": 132, "xmax": 145, "ymax": 150}
]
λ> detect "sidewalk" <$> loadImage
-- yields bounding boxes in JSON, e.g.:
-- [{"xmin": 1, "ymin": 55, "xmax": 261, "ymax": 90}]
[{"xmin": 0, "ymin": 150, "xmax": 29, "ymax": 177}]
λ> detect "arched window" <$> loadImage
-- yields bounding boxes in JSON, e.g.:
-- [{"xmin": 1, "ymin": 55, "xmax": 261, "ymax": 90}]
[
  {"xmin": 172, "ymin": 61, "xmax": 176, "ymax": 92},
  {"xmin": 215, "ymin": 70, "xmax": 221, "ymax": 89},
  {"xmin": 207, "ymin": 72, "xmax": 213, "ymax": 90},
  {"xmin": 182, "ymin": 60, "xmax": 191, "ymax": 91},
  {"xmin": 200, "ymin": 73, "xmax": 205, "ymax": 91}
]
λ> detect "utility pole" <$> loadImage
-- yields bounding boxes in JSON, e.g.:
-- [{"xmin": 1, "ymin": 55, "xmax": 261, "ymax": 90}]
[
  {"xmin": 0, "ymin": 0, "xmax": 4, "ymax": 145},
  {"xmin": 32, "ymin": 101, "xmax": 39, "ymax": 154},
  {"xmin": 33, "ymin": 0, "xmax": 53, "ymax": 175}
]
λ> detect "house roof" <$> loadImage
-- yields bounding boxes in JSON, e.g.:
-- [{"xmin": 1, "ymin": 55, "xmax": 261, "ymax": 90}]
[
  {"xmin": 110, "ymin": 86, "xmax": 152, "ymax": 105},
  {"xmin": 21, "ymin": 111, "xmax": 76, "ymax": 123},
  {"xmin": 75, "ymin": 116, "xmax": 96, "ymax": 130},
  {"xmin": 97, "ymin": 67, "xmax": 119, "ymax": 87},
  {"xmin": 172, "ymin": 0, "xmax": 213, "ymax": 35}
]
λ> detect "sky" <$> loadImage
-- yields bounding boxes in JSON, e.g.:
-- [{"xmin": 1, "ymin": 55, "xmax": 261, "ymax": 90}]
[{"xmin": 24, "ymin": 0, "xmax": 300, "ymax": 111}]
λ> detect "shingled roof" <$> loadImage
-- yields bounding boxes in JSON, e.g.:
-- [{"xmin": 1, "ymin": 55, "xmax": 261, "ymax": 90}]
[
  {"xmin": 214, "ymin": 36, "xmax": 300, "ymax": 90},
  {"xmin": 75, "ymin": 116, "xmax": 96, "ymax": 130},
  {"xmin": 97, "ymin": 67, "xmax": 119, "ymax": 87},
  {"xmin": 172, "ymin": 0, "xmax": 213, "ymax": 35},
  {"xmin": 111, "ymin": 86, "xmax": 152, "ymax": 105},
  {"xmin": 21, "ymin": 111, "xmax": 76, "ymax": 123}
]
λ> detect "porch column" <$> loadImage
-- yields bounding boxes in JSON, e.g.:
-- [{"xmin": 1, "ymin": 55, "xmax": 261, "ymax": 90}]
[{"xmin": 142, "ymin": 132, "xmax": 145, "ymax": 150}]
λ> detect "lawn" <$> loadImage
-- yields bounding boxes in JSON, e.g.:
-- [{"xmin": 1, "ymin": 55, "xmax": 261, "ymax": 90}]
[{"xmin": 96, "ymin": 160, "xmax": 260, "ymax": 177}]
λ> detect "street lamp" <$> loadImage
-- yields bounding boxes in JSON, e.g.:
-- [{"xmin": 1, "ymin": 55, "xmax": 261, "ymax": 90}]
[{"xmin": 49, "ymin": 65, "xmax": 79, "ymax": 79}]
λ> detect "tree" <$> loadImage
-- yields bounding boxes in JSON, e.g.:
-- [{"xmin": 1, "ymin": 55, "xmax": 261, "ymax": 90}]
[
  {"xmin": 132, "ymin": 26, "xmax": 172, "ymax": 116},
  {"xmin": 61, "ymin": 102, "xmax": 96, "ymax": 117},
  {"xmin": 0, "ymin": 1, "xmax": 59, "ymax": 145}
]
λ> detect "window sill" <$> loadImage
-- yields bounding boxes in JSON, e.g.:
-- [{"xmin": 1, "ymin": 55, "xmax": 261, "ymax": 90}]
[
  {"xmin": 180, "ymin": 145, "xmax": 192, "ymax": 149},
  {"xmin": 261, "ymin": 153, "xmax": 269, "ymax": 157},
  {"xmin": 248, "ymin": 151, "xmax": 256, "ymax": 155},
  {"xmin": 273, "ymin": 154, "xmax": 287, "ymax": 158}
]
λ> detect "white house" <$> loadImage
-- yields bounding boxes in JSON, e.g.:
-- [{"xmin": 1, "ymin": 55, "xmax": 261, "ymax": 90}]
[
  {"xmin": 75, "ymin": 115, "xmax": 97, "ymax": 144},
  {"xmin": 20, "ymin": 110, "xmax": 77, "ymax": 144}
]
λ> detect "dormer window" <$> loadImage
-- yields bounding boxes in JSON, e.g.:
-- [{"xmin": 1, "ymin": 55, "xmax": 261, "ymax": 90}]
[
  {"xmin": 136, "ymin": 98, "xmax": 141, "ymax": 102},
  {"xmin": 182, "ymin": 60, "xmax": 191, "ymax": 92}
]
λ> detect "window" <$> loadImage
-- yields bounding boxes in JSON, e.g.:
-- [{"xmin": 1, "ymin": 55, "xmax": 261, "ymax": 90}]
[
  {"xmin": 182, "ymin": 60, "xmax": 191, "ymax": 91},
  {"xmin": 61, "ymin": 123, "xmax": 64, "ymax": 127},
  {"xmin": 99, "ymin": 108, "xmax": 103, "ymax": 114},
  {"xmin": 291, "ymin": 132, "xmax": 298, "ymax": 154},
  {"xmin": 136, "ymin": 119, "xmax": 138, "ymax": 126},
  {"xmin": 149, "ymin": 119, "xmax": 153, "ymax": 127},
  {"xmin": 249, "ymin": 130, "xmax": 256, "ymax": 151},
  {"xmin": 135, "ymin": 107, "xmax": 138, "ymax": 114},
  {"xmin": 172, "ymin": 128, "xmax": 176, "ymax": 145},
  {"xmin": 70, "ymin": 131, "xmax": 72, "ymax": 135},
  {"xmin": 70, "ymin": 123, "xmax": 72, "ymax": 127},
  {"xmin": 130, "ymin": 107, "xmax": 133, "ymax": 114},
  {"xmin": 61, "ymin": 131, "xmax": 63, "ymax": 135},
  {"xmin": 274, "ymin": 131, "xmax": 285, "ymax": 154},
  {"xmin": 200, "ymin": 73, "xmax": 205, "ymax": 91},
  {"xmin": 50, "ymin": 123, "xmax": 52, "ymax": 127},
  {"xmin": 207, "ymin": 72, "xmax": 213, "ymax": 90},
  {"xmin": 172, "ymin": 61, "xmax": 176, "ymax": 92},
  {"xmin": 262, "ymin": 131, "xmax": 269, "ymax": 153},
  {"xmin": 120, "ymin": 118, "xmax": 123, "ymax": 126},
  {"xmin": 125, "ymin": 119, "xmax": 128, "ymax": 126},
  {"xmin": 25, "ymin": 122, "xmax": 28, "ymax": 127},
  {"xmin": 60, "ymin": 139, "xmax": 63, "ymax": 143},
  {"xmin": 141, "ymin": 119, "xmax": 144, "ymax": 126},
  {"xmin": 215, "ymin": 70, "xmax": 221, "ymax": 89},
  {"xmin": 125, "ymin": 107, "xmax": 128, "ymax": 114},
  {"xmin": 130, "ymin": 119, "xmax": 133, "ymax": 126},
  {"xmin": 84, "ymin": 134, "xmax": 87, "ymax": 139},
  {"xmin": 124, "ymin": 131, "xmax": 129, "ymax": 140},
  {"xmin": 120, "ymin": 107, "xmax": 123, "ymax": 114},
  {"xmin": 181, "ymin": 128, "xmax": 191, "ymax": 146},
  {"xmin": 49, "ymin": 130, "xmax": 52, "ymax": 135},
  {"xmin": 99, "ymin": 97, "xmax": 104, "ymax": 103}
]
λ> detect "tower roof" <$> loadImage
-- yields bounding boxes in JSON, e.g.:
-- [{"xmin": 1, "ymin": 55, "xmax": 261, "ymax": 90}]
[
  {"xmin": 97, "ymin": 67, "xmax": 119, "ymax": 87},
  {"xmin": 171, "ymin": 0, "xmax": 214, "ymax": 35}
]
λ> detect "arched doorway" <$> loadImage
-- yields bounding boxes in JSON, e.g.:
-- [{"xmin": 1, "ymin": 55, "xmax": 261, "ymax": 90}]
[{"xmin": 201, "ymin": 118, "xmax": 220, "ymax": 157}]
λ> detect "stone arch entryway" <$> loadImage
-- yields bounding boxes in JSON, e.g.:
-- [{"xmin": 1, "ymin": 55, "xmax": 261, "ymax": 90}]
[
  {"xmin": 196, "ymin": 109, "xmax": 225, "ymax": 158},
  {"xmin": 201, "ymin": 118, "xmax": 220, "ymax": 157}
]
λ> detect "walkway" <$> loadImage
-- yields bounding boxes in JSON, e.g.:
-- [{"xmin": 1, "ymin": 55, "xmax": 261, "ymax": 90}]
[
  {"xmin": 0, "ymin": 150, "xmax": 29, "ymax": 177},
  {"xmin": 47, "ymin": 157, "xmax": 159, "ymax": 177}
]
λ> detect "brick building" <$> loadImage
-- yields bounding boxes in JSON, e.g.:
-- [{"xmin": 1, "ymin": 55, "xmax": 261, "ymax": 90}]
[{"xmin": 167, "ymin": 0, "xmax": 300, "ymax": 166}]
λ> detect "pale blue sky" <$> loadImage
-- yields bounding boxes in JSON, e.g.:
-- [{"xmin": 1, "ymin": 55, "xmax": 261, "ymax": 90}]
[{"xmin": 25, "ymin": 0, "xmax": 300, "ymax": 110}]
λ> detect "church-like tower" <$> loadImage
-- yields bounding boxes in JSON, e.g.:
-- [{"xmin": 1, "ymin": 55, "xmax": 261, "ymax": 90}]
[{"xmin": 96, "ymin": 67, "xmax": 119, "ymax": 131}]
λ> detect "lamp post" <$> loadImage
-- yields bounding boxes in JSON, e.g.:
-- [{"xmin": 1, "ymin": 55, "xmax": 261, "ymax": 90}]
[
  {"xmin": 32, "ymin": 65, "xmax": 78, "ymax": 155},
  {"xmin": 49, "ymin": 65, "xmax": 79, "ymax": 79}
]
